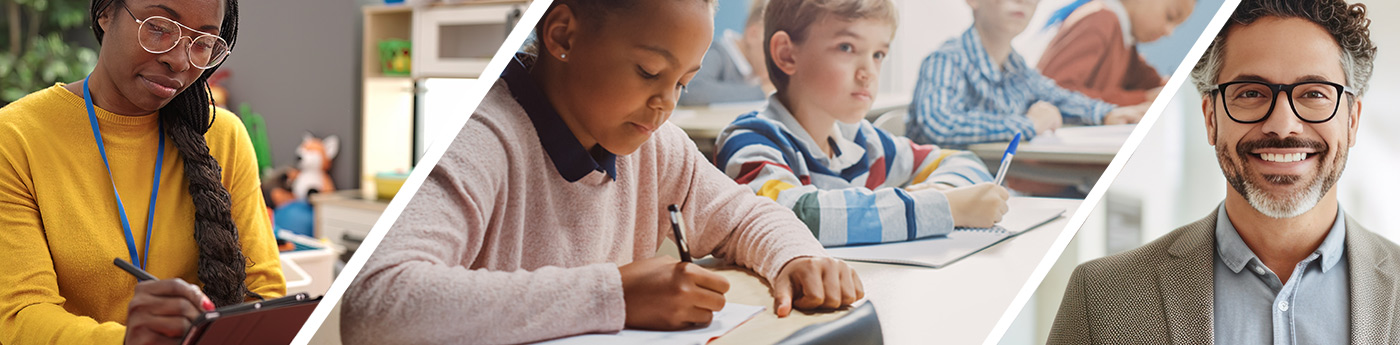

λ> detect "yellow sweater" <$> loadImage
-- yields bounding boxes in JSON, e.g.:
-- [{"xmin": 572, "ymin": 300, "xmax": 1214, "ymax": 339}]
[{"xmin": 0, "ymin": 84, "xmax": 285, "ymax": 344}]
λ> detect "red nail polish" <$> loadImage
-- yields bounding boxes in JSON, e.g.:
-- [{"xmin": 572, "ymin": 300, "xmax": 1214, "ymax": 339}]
[{"xmin": 202, "ymin": 300, "xmax": 215, "ymax": 311}]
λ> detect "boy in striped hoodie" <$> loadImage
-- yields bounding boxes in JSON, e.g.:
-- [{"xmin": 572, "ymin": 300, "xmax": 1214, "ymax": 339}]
[{"xmin": 714, "ymin": 0, "xmax": 1010, "ymax": 247}]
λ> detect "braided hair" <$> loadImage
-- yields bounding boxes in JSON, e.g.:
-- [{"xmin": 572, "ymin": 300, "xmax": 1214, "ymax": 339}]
[{"xmin": 91, "ymin": 0, "xmax": 257, "ymax": 307}]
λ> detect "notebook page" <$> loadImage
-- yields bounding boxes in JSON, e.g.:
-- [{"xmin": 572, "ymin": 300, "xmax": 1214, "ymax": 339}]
[
  {"xmin": 825, "ymin": 207, "xmax": 1065, "ymax": 268},
  {"xmin": 534, "ymin": 303, "xmax": 765, "ymax": 345}
]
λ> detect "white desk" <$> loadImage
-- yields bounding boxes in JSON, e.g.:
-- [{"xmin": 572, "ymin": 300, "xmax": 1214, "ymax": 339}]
[
  {"xmin": 965, "ymin": 125, "xmax": 1134, "ymax": 188},
  {"xmin": 966, "ymin": 141, "xmax": 1120, "ymax": 165},
  {"xmin": 706, "ymin": 197, "xmax": 1082, "ymax": 345},
  {"xmin": 311, "ymin": 197, "xmax": 1080, "ymax": 345}
]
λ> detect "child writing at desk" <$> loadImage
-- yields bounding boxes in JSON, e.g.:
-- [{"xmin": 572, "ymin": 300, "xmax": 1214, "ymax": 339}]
[
  {"xmin": 714, "ymin": 0, "xmax": 1010, "ymax": 247},
  {"xmin": 905, "ymin": 0, "xmax": 1149, "ymax": 148},
  {"xmin": 340, "ymin": 0, "xmax": 863, "ymax": 344},
  {"xmin": 1037, "ymin": 0, "xmax": 1196, "ymax": 106}
]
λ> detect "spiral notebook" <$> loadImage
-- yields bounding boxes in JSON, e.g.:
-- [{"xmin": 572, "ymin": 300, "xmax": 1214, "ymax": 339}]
[{"xmin": 825, "ymin": 207, "xmax": 1065, "ymax": 269}]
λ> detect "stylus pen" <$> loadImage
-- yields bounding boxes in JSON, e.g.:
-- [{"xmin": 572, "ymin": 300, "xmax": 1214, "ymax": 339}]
[
  {"xmin": 668, "ymin": 204, "xmax": 693, "ymax": 263},
  {"xmin": 114, "ymin": 258, "xmax": 158, "ymax": 282}
]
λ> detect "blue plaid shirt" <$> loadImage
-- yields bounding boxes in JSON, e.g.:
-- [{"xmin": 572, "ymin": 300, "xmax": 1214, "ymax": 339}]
[{"xmin": 906, "ymin": 27, "xmax": 1115, "ymax": 148}]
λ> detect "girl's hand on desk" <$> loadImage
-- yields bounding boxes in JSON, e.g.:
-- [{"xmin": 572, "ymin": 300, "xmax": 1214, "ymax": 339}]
[
  {"xmin": 124, "ymin": 278, "xmax": 214, "ymax": 345},
  {"xmin": 772, "ymin": 257, "xmax": 864, "ymax": 317},
  {"xmin": 619, "ymin": 257, "xmax": 730, "ymax": 330}
]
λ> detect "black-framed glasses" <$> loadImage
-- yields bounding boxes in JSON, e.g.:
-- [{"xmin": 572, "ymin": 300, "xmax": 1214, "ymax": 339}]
[
  {"xmin": 1213, "ymin": 81, "xmax": 1353, "ymax": 124},
  {"xmin": 122, "ymin": 5, "xmax": 231, "ymax": 69}
]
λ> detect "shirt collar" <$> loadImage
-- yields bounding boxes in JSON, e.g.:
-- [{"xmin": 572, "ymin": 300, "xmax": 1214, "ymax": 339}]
[
  {"xmin": 761, "ymin": 95, "xmax": 867, "ymax": 170},
  {"xmin": 503, "ymin": 53, "xmax": 617, "ymax": 182},
  {"xmin": 1100, "ymin": 0, "xmax": 1136, "ymax": 47},
  {"xmin": 719, "ymin": 29, "xmax": 755, "ymax": 79},
  {"xmin": 1215, "ymin": 203, "xmax": 1348, "ymax": 274},
  {"xmin": 962, "ymin": 26, "xmax": 1029, "ymax": 83}
]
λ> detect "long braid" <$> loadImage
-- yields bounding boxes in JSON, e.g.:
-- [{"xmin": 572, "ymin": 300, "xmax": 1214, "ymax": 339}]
[
  {"xmin": 161, "ymin": 78, "xmax": 255, "ymax": 307},
  {"xmin": 92, "ymin": 0, "xmax": 253, "ymax": 307}
]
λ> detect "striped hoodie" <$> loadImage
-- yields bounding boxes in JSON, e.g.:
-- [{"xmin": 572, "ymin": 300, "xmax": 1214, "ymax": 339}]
[{"xmin": 714, "ymin": 96, "xmax": 994, "ymax": 247}]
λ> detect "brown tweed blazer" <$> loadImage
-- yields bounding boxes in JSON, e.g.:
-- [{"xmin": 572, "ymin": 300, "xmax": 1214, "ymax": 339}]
[{"xmin": 1047, "ymin": 210, "xmax": 1400, "ymax": 344}]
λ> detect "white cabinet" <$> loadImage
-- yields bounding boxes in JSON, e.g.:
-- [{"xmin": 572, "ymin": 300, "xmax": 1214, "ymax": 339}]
[
  {"xmin": 311, "ymin": 190, "xmax": 389, "ymax": 253},
  {"xmin": 411, "ymin": 3, "xmax": 524, "ymax": 78},
  {"xmin": 360, "ymin": 77, "xmax": 416, "ymax": 197},
  {"xmin": 359, "ymin": 1, "xmax": 528, "ymax": 197}
]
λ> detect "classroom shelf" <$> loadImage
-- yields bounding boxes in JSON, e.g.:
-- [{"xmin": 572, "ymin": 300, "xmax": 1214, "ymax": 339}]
[{"xmin": 357, "ymin": 1, "xmax": 529, "ymax": 200}]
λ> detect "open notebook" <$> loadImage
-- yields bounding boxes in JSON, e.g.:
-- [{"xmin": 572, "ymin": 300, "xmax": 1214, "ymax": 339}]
[
  {"xmin": 534, "ymin": 303, "xmax": 764, "ymax": 345},
  {"xmin": 824, "ymin": 207, "xmax": 1065, "ymax": 269}
]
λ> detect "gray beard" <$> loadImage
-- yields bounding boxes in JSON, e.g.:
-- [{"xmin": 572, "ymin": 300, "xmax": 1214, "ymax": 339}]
[
  {"xmin": 1239, "ymin": 173, "xmax": 1326, "ymax": 218},
  {"xmin": 1217, "ymin": 142, "xmax": 1346, "ymax": 219}
]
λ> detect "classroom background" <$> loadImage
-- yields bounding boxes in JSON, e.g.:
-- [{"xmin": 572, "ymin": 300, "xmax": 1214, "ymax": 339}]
[
  {"xmin": 1005, "ymin": 1, "xmax": 1400, "ymax": 344},
  {"xmin": 709, "ymin": 0, "xmax": 1221, "ymax": 103},
  {"xmin": 711, "ymin": 0, "xmax": 1228, "ymax": 343}
]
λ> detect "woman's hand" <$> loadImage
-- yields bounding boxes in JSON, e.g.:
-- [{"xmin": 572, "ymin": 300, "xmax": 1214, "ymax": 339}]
[
  {"xmin": 771, "ymin": 257, "xmax": 863, "ymax": 317},
  {"xmin": 124, "ymin": 278, "xmax": 214, "ymax": 345},
  {"xmin": 619, "ymin": 257, "xmax": 730, "ymax": 330}
]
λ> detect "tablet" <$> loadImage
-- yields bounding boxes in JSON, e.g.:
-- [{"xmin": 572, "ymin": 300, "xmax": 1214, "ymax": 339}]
[{"xmin": 180, "ymin": 292, "xmax": 321, "ymax": 345}]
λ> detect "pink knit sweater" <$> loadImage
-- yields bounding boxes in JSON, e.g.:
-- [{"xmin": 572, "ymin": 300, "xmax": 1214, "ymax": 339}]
[{"xmin": 340, "ymin": 78, "xmax": 828, "ymax": 344}]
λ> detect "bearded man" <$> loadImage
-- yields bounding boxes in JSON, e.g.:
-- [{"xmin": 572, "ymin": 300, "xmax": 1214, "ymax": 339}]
[{"xmin": 1048, "ymin": 1, "xmax": 1400, "ymax": 344}]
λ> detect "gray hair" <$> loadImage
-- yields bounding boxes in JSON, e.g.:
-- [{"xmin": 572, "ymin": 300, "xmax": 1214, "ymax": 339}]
[{"xmin": 1191, "ymin": 0, "xmax": 1376, "ymax": 98}]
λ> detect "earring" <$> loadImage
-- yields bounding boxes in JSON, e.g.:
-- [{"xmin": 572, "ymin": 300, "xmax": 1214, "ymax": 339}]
[{"xmin": 560, "ymin": 53, "xmax": 567, "ymax": 59}]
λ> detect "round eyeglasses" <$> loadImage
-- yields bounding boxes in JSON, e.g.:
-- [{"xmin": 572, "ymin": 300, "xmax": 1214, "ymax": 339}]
[
  {"xmin": 123, "ymin": 5, "xmax": 231, "ymax": 70},
  {"xmin": 1213, "ymin": 81, "xmax": 1354, "ymax": 124}
]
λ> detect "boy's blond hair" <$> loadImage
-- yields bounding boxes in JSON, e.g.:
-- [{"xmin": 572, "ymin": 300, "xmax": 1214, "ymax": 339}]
[
  {"xmin": 746, "ymin": 0, "xmax": 768, "ymax": 28},
  {"xmin": 763, "ymin": 0, "xmax": 898, "ymax": 92}
]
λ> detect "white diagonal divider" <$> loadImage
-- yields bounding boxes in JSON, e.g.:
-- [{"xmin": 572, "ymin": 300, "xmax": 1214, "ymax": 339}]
[
  {"xmin": 289, "ymin": 2, "xmax": 555, "ymax": 343},
  {"xmin": 980, "ymin": 1, "xmax": 1243, "ymax": 344}
]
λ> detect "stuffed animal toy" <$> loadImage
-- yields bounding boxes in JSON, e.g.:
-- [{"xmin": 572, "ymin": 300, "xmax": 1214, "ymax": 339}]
[
  {"xmin": 261, "ymin": 166, "xmax": 314, "ymax": 237},
  {"xmin": 288, "ymin": 132, "xmax": 339, "ymax": 200}
]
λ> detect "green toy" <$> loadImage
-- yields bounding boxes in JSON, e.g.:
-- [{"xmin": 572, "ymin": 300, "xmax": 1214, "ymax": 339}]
[{"xmin": 240, "ymin": 103, "xmax": 274, "ymax": 178}]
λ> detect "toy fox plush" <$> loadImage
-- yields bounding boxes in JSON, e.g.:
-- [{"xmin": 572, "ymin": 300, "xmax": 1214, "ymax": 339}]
[{"xmin": 288, "ymin": 132, "xmax": 339, "ymax": 199}]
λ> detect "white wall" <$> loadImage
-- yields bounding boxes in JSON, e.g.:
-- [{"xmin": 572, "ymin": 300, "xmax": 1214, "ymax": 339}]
[
  {"xmin": 883, "ymin": 0, "xmax": 1079, "ymax": 97},
  {"xmin": 221, "ymin": 0, "xmax": 372, "ymax": 189}
]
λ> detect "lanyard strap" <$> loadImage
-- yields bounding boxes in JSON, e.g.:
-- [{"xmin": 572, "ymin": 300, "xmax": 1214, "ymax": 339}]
[{"xmin": 84, "ymin": 78, "xmax": 164, "ymax": 271}]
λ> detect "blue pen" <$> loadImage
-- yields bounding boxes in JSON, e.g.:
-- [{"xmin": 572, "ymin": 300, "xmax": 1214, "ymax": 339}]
[{"xmin": 993, "ymin": 132, "xmax": 1021, "ymax": 186}]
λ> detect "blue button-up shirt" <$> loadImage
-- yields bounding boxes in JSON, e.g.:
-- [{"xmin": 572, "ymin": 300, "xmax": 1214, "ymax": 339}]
[
  {"xmin": 1213, "ymin": 203, "xmax": 1349, "ymax": 345},
  {"xmin": 906, "ymin": 27, "xmax": 1115, "ymax": 148}
]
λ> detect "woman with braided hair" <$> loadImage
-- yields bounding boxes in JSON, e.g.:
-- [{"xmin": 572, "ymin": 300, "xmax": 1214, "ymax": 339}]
[{"xmin": 0, "ymin": 0, "xmax": 284, "ymax": 343}]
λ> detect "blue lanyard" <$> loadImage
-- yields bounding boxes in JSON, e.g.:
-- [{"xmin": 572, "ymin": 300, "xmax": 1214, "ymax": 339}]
[{"xmin": 83, "ymin": 78, "xmax": 164, "ymax": 271}]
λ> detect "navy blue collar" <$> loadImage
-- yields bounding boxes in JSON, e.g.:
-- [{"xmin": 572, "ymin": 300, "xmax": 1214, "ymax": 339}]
[{"xmin": 503, "ymin": 53, "xmax": 617, "ymax": 182}]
